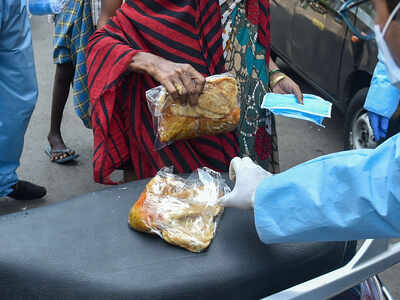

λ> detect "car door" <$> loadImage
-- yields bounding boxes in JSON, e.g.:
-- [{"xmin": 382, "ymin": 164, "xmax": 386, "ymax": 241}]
[
  {"xmin": 291, "ymin": 0, "xmax": 348, "ymax": 99},
  {"xmin": 337, "ymin": 1, "xmax": 377, "ymax": 101},
  {"xmin": 270, "ymin": 0, "xmax": 296, "ymax": 62}
]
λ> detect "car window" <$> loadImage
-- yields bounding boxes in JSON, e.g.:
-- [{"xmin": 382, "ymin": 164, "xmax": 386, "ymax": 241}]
[
  {"xmin": 344, "ymin": 1, "xmax": 375, "ymax": 37},
  {"xmin": 357, "ymin": 2, "xmax": 376, "ymax": 24},
  {"xmin": 320, "ymin": 0, "xmax": 342, "ymax": 12}
]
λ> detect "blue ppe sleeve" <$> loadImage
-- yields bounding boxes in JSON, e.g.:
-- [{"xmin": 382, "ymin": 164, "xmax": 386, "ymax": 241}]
[
  {"xmin": 364, "ymin": 61, "xmax": 400, "ymax": 119},
  {"xmin": 254, "ymin": 133, "xmax": 400, "ymax": 244},
  {"xmin": 0, "ymin": 0, "xmax": 38, "ymax": 196}
]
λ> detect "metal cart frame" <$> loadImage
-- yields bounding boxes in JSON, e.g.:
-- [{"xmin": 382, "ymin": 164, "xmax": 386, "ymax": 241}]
[{"xmin": 264, "ymin": 239, "xmax": 400, "ymax": 299}]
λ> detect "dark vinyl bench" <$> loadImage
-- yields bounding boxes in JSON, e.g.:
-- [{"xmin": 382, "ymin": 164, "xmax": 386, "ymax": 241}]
[{"xmin": 0, "ymin": 177, "xmax": 350, "ymax": 299}]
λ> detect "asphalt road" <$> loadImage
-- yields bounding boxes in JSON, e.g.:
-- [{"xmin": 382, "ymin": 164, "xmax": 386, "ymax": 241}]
[{"xmin": 0, "ymin": 15, "xmax": 399, "ymax": 298}]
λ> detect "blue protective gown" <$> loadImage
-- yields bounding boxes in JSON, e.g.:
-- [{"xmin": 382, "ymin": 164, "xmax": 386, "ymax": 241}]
[
  {"xmin": 364, "ymin": 60, "xmax": 400, "ymax": 119},
  {"xmin": 0, "ymin": 0, "xmax": 38, "ymax": 197},
  {"xmin": 254, "ymin": 133, "xmax": 400, "ymax": 244}
]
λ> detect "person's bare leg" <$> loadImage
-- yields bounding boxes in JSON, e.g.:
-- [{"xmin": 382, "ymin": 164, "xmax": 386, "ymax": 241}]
[{"xmin": 47, "ymin": 62, "xmax": 76, "ymax": 161}]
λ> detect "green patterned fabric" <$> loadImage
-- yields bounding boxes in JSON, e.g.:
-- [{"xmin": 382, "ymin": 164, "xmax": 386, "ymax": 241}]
[{"xmin": 223, "ymin": 2, "xmax": 279, "ymax": 173}]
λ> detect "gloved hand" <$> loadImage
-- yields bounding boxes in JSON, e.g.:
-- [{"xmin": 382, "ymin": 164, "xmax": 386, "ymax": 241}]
[
  {"xmin": 367, "ymin": 111, "xmax": 389, "ymax": 142},
  {"xmin": 220, "ymin": 157, "xmax": 272, "ymax": 209}
]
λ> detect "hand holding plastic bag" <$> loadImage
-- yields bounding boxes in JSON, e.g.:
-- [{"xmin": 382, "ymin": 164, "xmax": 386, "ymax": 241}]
[
  {"xmin": 146, "ymin": 73, "xmax": 240, "ymax": 148},
  {"xmin": 220, "ymin": 157, "xmax": 272, "ymax": 210}
]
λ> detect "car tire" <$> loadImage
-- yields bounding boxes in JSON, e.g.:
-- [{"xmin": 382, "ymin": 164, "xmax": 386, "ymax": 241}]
[{"xmin": 344, "ymin": 88, "xmax": 377, "ymax": 150}]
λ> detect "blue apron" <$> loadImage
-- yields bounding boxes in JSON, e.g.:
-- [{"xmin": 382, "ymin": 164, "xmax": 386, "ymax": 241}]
[{"xmin": 0, "ymin": 0, "xmax": 38, "ymax": 196}]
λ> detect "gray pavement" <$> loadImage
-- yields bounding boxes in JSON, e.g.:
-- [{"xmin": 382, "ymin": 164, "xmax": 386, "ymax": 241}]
[{"xmin": 0, "ymin": 15, "xmax": 399, "ymax": 298}]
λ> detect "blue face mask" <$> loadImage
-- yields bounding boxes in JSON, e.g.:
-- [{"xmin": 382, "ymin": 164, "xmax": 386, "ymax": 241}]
[{"xmin": 261, "ymin": 94, "xmax": 332, "ymax": 127}]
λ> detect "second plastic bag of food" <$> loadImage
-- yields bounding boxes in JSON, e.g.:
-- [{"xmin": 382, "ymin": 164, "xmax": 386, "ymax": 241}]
[
  {"xmin": 146, "ymin": 73, "xmax": 240, "ymax": 148},
  {"xmin": 128, "ymin": 167, "xmax": 229, "ymax": 252}
]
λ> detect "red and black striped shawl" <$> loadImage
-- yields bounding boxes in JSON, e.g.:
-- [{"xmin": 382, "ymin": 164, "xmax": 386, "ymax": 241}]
[{"xmin": 87, "ymin": 0, "xmax": 270, "ymax": 184}]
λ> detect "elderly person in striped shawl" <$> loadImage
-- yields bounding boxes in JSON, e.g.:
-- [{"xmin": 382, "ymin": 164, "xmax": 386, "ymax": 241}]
[{"xmin": 87, "ymin": 0, "xmax": 303, "ymax": 184}]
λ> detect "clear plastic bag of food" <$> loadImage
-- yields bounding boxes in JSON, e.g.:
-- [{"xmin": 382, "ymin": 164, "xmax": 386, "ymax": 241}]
[
  {"xmin": 146, "ymin": 73, "xmax": 240, "ymax": 149},
  {"xmin": 128, "ymin": 167, "xmax": 229, "ymax": 252}
]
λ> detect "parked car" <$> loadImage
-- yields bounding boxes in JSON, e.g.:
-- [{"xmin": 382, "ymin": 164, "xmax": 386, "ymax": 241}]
[{"xmin": 269, "ymin": 0, "xmax": 397, "ymax": 149}]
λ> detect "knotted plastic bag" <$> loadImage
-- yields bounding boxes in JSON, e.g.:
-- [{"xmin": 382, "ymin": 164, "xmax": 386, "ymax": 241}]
[{"xmin": 128, "ymin": 167, "xmax": 229, "ymax": 252}]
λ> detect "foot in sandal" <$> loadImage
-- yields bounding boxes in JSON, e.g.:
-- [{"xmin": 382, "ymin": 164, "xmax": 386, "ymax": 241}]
[{"xmin": 46, "ymin": 134, "xmax": 79, "ymax": 164}]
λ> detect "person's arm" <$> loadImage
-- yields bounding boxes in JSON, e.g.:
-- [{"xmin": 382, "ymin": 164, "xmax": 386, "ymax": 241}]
[
  {"xmin": 254, "ymin": 0, "xmax": 303, "ymax": 103},
  {"xmin": 364, "ymin": 61, "xmax": 400, "ymax": 141},
  {"xmin": 98, "ymin": 0, "xmax": 123, "ymax": 29},
  {"xmin": 90, "ymin": 1, "xmax": 204, "ymax": 106},
  {"xmin": 254, "ymin": 133, "xmax": 400, "ymax": 244}
]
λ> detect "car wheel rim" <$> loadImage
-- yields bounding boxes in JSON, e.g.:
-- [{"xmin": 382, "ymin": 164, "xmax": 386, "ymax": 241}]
[
  {"xmin": 350, "ymin": 110, "xmax": 377, "ymax": 149},
  {"xmin": 360, "ymin": 276, "xmax": 386, "ymax": 300}
]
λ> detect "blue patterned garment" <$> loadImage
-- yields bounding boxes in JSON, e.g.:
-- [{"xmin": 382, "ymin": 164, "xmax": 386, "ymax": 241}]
[
  {"xmin": 53, "ymin": 0, "xmax": 94, "ymax": 128},
  {"xmin": 223, "ymin": 2, "xmax": 279, "ymax": 173}
]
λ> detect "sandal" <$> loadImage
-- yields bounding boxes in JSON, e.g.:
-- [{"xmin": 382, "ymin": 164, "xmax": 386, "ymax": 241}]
[{"xmin": 45, "ymin": 145, "xmax": 79, "ymax": 164}]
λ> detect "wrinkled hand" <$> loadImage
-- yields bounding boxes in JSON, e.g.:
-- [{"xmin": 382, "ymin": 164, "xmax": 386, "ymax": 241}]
[
  {"xmin": 129, "ymin": 52, "xmax": 205, "ymax": 106},
  {"xmin": 368, "ymin": 111, "xmax": 389, "ymax": 142},
  {"xmin": 219, "ymin": 157, "xmax": 272, "ymax": 209},
  {"xmin": 272, "ymin": 75, "xmax": 304, "ymax": 104}
]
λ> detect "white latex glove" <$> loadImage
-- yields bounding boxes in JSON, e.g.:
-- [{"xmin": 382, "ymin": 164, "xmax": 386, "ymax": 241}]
[{"xmin": 220, "ymin": 157, "xmax": 272, "ymax": 209}]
